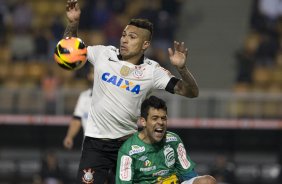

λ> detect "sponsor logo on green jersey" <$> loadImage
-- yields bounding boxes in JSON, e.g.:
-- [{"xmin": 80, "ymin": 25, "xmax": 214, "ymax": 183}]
[
  {"xmin": 129, "ymin": 145, "xmax": 145, "ymax": 155},
  {"xmin": 166, "ymin": 134, "xmax": 178, "ymax": 142},
  {"xmin": 144, "ymin": 160, "xmax": 152, "ymax": 167},
  {"xmin": 140, "ymin": 166, "xmax": 156, "ymax": 172},
  {"xmin": 152, "ymin": 170, "xmax": 169, "ymax": 176}
]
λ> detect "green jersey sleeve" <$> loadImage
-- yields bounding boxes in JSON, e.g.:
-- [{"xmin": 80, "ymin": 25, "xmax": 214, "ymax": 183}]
[
  {"xmin": 167, "ymin": 132, "xmax": 197, "ymax": 181},
  {"xmin": 116, "ymin": 138, "xmax": 135, "ymax": 184}
]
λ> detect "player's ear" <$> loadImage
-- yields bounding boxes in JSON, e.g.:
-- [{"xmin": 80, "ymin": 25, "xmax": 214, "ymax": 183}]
[
  {"xmin": 142, "ymin": 41, "xmax": 150, "ymax": 50},
  {"xmin": 139, "ymin": 117, "xmax": 146, "ymax": 127}
]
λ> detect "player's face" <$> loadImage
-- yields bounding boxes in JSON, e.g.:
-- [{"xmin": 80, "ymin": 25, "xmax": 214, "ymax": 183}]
[
  {"xmin": 142, "ymin": 107, "xmax": 167, "ymax": 144},
  {"xmin": 120, "ymin": 25, "xmax": 150, "ymax": 60}
]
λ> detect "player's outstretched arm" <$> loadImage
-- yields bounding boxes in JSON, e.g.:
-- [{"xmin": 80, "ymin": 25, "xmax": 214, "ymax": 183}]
[
  {"xmin": 168, "ymin": 41, "xmax": 199, "ymax": 98},
  {"xmin": 63, "ymin": 118, "xmax": 82, "ymax": 149},
  {"xmin": 63, "ymin": 0, "xmax": 81, "ymax": 38}
]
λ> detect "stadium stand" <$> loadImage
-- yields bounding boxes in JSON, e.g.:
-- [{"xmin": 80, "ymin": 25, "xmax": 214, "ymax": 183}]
[{"xmin": 0, "ymin": 0, "xmax": 282, "ymax": 183}]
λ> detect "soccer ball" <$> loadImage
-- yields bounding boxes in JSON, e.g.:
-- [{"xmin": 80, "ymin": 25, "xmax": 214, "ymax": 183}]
[{"xmin": 54, "ymin": 37, "xmax": 87, "ymax": 70}]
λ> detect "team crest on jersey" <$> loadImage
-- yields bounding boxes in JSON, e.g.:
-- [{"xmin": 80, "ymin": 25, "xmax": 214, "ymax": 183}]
[
  {"xmin": 133, "ymin": 66, "xmax": 145, "ymax": 79},
  {"xmin": 166, "ymin": 134, "xmax": 178, "ymax": 142},
  {"xmin": 82, "ymin": 168, "xmax": 95, "ymax": 184},
  {"xmin": 102, "ymin": 72, "xmax": 141, "ymax": 94},
  {"xmin": 164, "ymin": 145, "xmax": 175, "ymax": 167},
  {"xmin": 129, "ymin": 145, "xmax": 145, "ymax": 155}
]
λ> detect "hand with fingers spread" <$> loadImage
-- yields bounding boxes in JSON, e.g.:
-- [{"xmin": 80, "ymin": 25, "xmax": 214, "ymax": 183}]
[
  {"xmin": 66, "ymin": 0, "xmax": 81, "ymax": 23},
  {"xmin": 167, "ymin": 41, "xmax": 199, "ymax": 98},
  {"xmin": 168, "ymin": 41, "xmax": 188, "ymax": 69}
]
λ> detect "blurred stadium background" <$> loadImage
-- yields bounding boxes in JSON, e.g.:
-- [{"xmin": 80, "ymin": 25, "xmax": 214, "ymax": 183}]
[{"xmin": 0, "ymin": 0, "xmax": 282, "ymax": 183}]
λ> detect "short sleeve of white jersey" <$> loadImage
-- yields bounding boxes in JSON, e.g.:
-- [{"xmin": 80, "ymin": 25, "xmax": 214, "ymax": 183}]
[
  {"xmin": 153, "ymin": 64, "xmax": 174, "ymax": 89},
  {"xmin": 73, "ymin": 89, "xmax": 92, "ymax": 131},
  {"xmin": 73, "ymin": 91, "xmax": 87, "ymax": 118},
  {"xmin": 87, "ymin": 45, "xmax": 108, "ymax": 65}
]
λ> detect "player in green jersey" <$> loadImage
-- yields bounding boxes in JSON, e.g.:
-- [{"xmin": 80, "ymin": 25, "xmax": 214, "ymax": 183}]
[{"xmin": 116, "ymin": 96, "xmax": 216, "ymax": 184}]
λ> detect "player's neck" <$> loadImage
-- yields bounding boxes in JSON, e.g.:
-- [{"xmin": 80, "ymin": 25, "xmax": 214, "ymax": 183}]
[
  {"xmin": 122, "ymin": 54, "xmax": 144, "ymax": 65},
  {"xmin": 138, "ymin": 131, "xmax": 150, "ymax": 144}
]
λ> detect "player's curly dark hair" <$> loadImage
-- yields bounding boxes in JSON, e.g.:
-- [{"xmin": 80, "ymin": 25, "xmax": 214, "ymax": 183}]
[
  {"xmin": 141, "ymin": 95, "xmax": 167, "ymax": 120},
  {"xmin": 128, "ymin": 18, "xmax": 153, "ymax": 41}
]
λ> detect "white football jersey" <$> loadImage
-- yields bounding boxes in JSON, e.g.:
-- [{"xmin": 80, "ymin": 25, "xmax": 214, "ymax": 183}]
[
  {"xmin": 73, "ymin": 88, "xmax": 92, "ymax": 131},
  {"xmin": 85, "ymin": 45, "xmax": 174, "ymax": 139}
]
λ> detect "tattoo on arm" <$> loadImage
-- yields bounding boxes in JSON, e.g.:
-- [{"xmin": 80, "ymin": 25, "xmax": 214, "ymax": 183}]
[
  {"xmin": 176, "ymin": 66, "xmax": 199, "ymax": 97},
  {"xmin": 63, "ymin": 21, "xmax": 79, "ymax": 38}
]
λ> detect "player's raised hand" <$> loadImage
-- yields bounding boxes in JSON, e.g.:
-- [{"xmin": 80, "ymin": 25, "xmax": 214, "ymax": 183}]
[
  {"xmin": 168, "ymin": 41, "xmax": 188, "ymax": 69},
  {"xmin": 66, "ymin": 0, "xmax": 81, "ymax": 23}
]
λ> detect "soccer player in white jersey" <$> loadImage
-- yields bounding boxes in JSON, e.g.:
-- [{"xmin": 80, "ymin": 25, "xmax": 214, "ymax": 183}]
[
  {"xmin": 63, "ymin": 67, "xmax": 93, "ymax": 149},
  {"xmin": 63, "ymin": 88, "xmax": 92, "ymax": 149},
  {"xmin": 63, "ymin": 1, "xmax": 199, "ymax": 183}
]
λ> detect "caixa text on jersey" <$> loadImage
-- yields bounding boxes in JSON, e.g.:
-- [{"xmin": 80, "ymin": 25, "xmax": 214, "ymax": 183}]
[{"xmin": 101, "ymin": 72, "xmax": 141, "ymax": 94}]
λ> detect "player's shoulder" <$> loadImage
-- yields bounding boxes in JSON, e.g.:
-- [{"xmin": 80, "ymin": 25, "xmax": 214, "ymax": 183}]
[
  {"xmin": 120, "ymin": 133, "xmax": 145, "ymax": 155},
  {"xmin": 121, "ymin": 133, "xmax": 138, "ymax": 149},
  {"xmin": 143, "ymin": 57, "xmax": 170, "ymax": 74},
  {"xmin": 165, "ymin": 131, "xmax": 182, "ymax": 143},
  {"xmin": 143, "ymin": 57, "xmax": 159, "ymax": 67}
]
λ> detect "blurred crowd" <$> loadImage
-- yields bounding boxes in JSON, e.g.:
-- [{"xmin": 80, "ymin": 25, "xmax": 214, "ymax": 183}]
[
  {"xmin": 229, "ymin": 0, "xmax": 282, "ymax": 119},
  {"xmin": 234, "ymin": 0, "xmax": 282, "ymax": 94},
  {"xmin": 0, "ymin": 0, "xmax": 281, "ymax": 118},
  {"xmin": 0, "ymin": 0, "xmax": 182, "ymax": 90},
  {"xmin": 0, "ymin": 2, "xmax": 281, "ymax": 184},
  {"xmin": 0, "ymin": 0, "xmax": 184, "ymax": 115}
]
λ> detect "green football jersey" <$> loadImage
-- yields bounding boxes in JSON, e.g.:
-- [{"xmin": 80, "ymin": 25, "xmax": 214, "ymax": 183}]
[{"xmin": 116, "ymin": 131, "xmax": 196, "ymax": 184}]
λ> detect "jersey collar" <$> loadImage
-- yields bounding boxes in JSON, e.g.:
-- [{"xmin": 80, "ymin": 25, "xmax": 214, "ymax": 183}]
[{"xmin": 117, "ymin": 51, "xmax": 145, "ymax": 65}]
